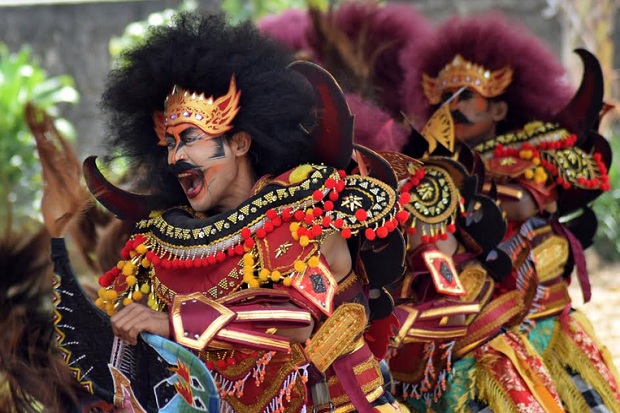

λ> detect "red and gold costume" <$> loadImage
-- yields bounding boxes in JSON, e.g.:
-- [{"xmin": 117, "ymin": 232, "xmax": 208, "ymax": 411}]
[
  {"xmin": 400, "ymin": 11, "xmax": 619, "ymax": 413},
  {"xmin": 95, "ymin": 162, "xmax": 405, "ymax": 412},
  {"xmin": 51, "ymin": 13, "xmax": 413, "ymax": 413}
]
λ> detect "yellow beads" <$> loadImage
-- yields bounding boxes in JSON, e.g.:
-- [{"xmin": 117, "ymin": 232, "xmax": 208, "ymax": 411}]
[
  {"xmin": 294, "ymin": 260, "xmax": 307, "ymax": 273},
  {"xmin": 270, "ymin": 270, "xmax": 281, "ymax": 282},
  {"xmin": 308, "ymin": 255, "xmax": 320, "ymax": 268},
  {"xmin": 104, "ymin": 289, "xmax": 118, "ymax": 300},
  {"xmin": 524, "ymin": 166, "xmax": 548, "ymax": 184},
  {"xmin": 247, "ymin": 278, "xmax": 260, "ymax": 288},
  {"xmin": 533, "ymin": 167, "xmax": 548, "ymax": 184},
  {"xmin": 243, "ymin": 253, "xmax": 255, "ymax": 266},
  {"xmin": 259, "ymin": 268, "xmax": 270, "ymax": 281},
  {"xmin": 519, "ymin": 149, "xmax": 534, "ymax": 160},
  {"xmin": 122, "ymin": 262, "xmax": 135, "ymax": 276}
]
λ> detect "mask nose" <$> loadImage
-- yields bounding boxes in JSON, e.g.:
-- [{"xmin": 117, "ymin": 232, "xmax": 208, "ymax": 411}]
[{"xmin": 168, "ymin": 143, "xmax": 185, "ymax": 165}]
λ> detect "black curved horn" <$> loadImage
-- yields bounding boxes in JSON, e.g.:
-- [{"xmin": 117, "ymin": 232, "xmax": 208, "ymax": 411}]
[
  {"xmin": 553, "ymin": 49, "xmax": 604, "ymax": 139},
  {"xmin": 83, "ymin": 156, "xmax": 159, "ymax": 221},
  {"xmin": 289, "ymin": 60, "xmax": 354, "ymax": 170}
]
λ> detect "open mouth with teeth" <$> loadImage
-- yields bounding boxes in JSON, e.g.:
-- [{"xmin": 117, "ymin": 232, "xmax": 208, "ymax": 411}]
[{"xmin": 177, "ymin": 169, "xmax": 205, "ymax": 199}]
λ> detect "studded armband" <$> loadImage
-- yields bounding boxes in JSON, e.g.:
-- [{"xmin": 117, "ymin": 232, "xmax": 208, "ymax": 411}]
[{"xmin": 170, "ymin": 292, "xmax": 312, "ymax": 353}]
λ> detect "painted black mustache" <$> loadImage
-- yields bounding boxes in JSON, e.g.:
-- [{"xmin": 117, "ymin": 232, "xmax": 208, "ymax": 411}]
[
  {"xmin": 167, "ymin": 161, "xmax": 200, "ymax": 175},
  {"xmin": 451, "ymin": 110, "xmax": 473, "ymax": 125}
]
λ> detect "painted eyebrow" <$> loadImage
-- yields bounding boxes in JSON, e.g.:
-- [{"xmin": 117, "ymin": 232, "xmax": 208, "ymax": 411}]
[{"xmin": 179, "ymin": 127, "xmax": 206, "ymax": 140}]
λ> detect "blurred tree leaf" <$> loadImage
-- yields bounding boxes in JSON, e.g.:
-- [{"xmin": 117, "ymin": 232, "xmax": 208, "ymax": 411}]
[
  {"xmin": 108, "ymin": 0, "xmax": 198, "ymax": 67},
  {"xmin": 593, "ymin": 132, "xmax": 620, "ymax": 262},
  {"xmin": 0, "ymin": 43, "xmax": 79, "ymax": 232},
  {"xmin": 221, "ymin": 0, "xmax": 328, "ymax": 23}
]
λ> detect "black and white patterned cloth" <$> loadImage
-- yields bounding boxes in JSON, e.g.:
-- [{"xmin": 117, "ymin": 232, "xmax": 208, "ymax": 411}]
[{"xmin": 568, "ymin": 368, "xmax": 611, "ymax": 413}]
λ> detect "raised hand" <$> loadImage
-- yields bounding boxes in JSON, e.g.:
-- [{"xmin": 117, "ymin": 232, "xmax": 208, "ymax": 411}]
[{"xmin": 26, "ymin": 102, "xmax": 90, "ymax": 238}]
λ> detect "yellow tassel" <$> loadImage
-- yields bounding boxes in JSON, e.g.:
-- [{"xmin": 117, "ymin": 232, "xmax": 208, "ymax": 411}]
[
  {"xmin": 541, "ymin": 345, "xmax": 590, "ymax": 413},
  {"xmin": 545, "ymin": 312, "xmax": 620, "ymax": 412},
  {"xmin": 471, "ymin": 356, "xmax": 521, "ymax": 413}
]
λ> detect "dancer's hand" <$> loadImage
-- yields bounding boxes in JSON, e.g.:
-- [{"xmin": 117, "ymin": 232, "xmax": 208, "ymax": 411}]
[
  {"xmin": 26, "ymin": 103, "xmax": 89, "ymax": 237},
  {"xmin": 110, "ymin": 302, "xmax": 170, "ymax": 345}
]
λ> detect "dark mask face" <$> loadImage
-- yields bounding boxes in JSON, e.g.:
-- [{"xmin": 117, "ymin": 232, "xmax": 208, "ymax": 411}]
[{"xmin": 441, "ymin": 88, "xmax": 507, "ymax": 147}]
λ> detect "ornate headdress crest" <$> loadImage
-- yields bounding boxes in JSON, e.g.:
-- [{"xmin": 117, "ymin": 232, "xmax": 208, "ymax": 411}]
[
  {"xmin": 422, "ymin": 54, "xmax": 513, "ymax": 105},
  {"xmin": 154, "ymin": 75, "xmax": 241, "ymax": 146}
]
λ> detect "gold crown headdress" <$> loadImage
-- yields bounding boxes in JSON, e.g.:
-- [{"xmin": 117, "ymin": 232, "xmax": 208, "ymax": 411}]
[
  {"xmin": 154, "ymin": 75, "xmax": 241, "ymax": 146},
  {"xmin": 422, "ymin": 54, "xmax": 513, "ymax": 105}
]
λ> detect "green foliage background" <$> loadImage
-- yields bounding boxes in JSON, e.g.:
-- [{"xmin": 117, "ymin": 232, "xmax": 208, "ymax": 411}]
[
  {"xmin": 0, "ymin": 43, "xmax": 78, "ymax": 232},
  {"xmin": 592, "ymin": 133, "xmax": 620, "ymax": 261}
]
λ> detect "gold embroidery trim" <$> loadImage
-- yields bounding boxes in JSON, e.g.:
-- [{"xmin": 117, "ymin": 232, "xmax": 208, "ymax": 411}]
[
  {"xmin": 423, "ymin": 249, "xmax": 466, "ymax": 296},
  {"xmin": 404, "ymin": 327, "xmax": 468, "ymax": 342},
  {"xmin": 418, "ymin": 303, "xmax": 480, "ymax": 319},
  {"xmin": 459, "ymin": 263, "xmax": 492, "ymax": 303},
  {"xmin": 529, "ymin": 281, "xmax": 571, "ymax": 320},
  {"xmin": 531, "ymin": 235, "xmax": 569, "ymax": 283},
  {"xmin": 393, "ymin": 305, "xmax": 419, "ymax": 348},
  {"xmin": 335, "ymin": 270, "xmax": 359, "ymax": 295},
  {"xmin": 453, "ymin": 290, "xmax": 524, "ymax": 358},
  {"xmin": 306, "ymin": 303, "xmax": 367, "ymax": 372},
  {"xmin": 333, "ymin": 386, "xmax": 385, "ymax": 413},
  {"xmin": 171, "ymin": 292, "xmax": 235, "ymax": 351},
  {"xmin": 216, "ymin": 329, "xmax": 290, "ymax": 352},
  {"xmin": 235, "ymin": 309, "xmax": 312, "ymax": 323},
  {"xmin": 223, "ymin": 345, "xmax": 307, "ymax": 413},
  {"xmin": 291, "ymin": 261, "xmax": 337, "ymax": 316},
  {"xmin": 483, "ymin": 183, "xmax": 524, "ymax": 200}
]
